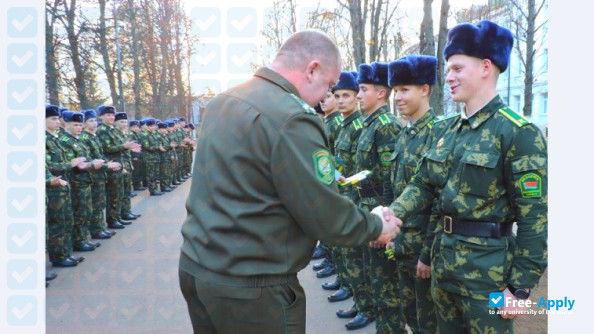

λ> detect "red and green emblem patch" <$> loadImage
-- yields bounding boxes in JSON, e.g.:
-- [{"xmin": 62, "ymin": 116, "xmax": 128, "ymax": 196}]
[
  {"xmin": 312, "ymin": 149, "xmax": 334, "ymax": 185},
  {"xmin": 519, "ymin": 173, "xmax": 542, "ymax": 198},
  {"xmin": 380, "ymin": 152, "xmax": 392, "ymax": 167}
]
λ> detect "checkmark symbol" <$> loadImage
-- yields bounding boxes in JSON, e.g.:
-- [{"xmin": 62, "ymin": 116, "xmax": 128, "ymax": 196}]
[
  {"xmin": 231, "ymin": 51, "xmax": 253, "ymax": 67},
  {"xmin": 196, "ymin": 51, "xmax": 217, "ymax": 66},
  {"xmin": 231, "ymin": 15, "xmax": 253, "ymax": 31},
  {"xmin": 48, "ymin": 303, "xmax": 69, "ymax": 319},
  {"xmin": 121, "ymin": 304, "xmax": 142, "ymax": 319},
  {"xmin": 11, "ymin": 230, "xmax": 34, "ymax": 247},
  {"xmin": 158, "ymin": 270, "xmax": 177, "ymax": 283},
  {"xmin": 158, "ymin": 232, "xmax": 178, "ymax": 247},
  {"xmin": 491, "ymin": 296, "xmax": 502, "ymax": 304},
  {"xmin": 12, "ymin": 195, "xmax": 33, "ymax": 212},
  {"xmin": 84, "ymin": 267, "xmax": 106, "ymax": 283},
  {"xmin": 11, "ymin": 123, "xmax": 33, "ymax": 140},
  {"xmin": 84, "ymin": 303, "xmax": 106, "ymax": 319},
  {"xmin": 11, "ymin": 51, "xmax": 34, "ymax": 68},
  {"xmin": 11, "ymin": 159, "xmax": 33, "ymax": 176},
  {"xmin": 196, "ymin": 14, "xmax": 217, "ymax": 31},
  {"xmin": 12, "ymin": 266, "xmax": 34, "ymax": 283},
  {"xmin": 11, "ymin": 87, "xmax": 34, "ymax": 104},
  {"xmin": 121, "ymin": 267, "xmax": 142, "ymax": 283},
  {"xmin": 11, "ymin": 302, "xmax": 34, "ymax": 319},
  {"xmin": 121, "ymin": 231, "xmax": 142, "ymax": 247},
  {"xmin": 158, "ymin": 305, "xmax": 178, "ymax": 319},
  {"xmin": 12, "ymin": 15, "xmax": 33, "ymax": 31}
]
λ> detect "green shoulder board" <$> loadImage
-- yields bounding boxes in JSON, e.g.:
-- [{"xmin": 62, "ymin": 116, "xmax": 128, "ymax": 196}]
[
  {"xmin": 353, "ymin": 119, "xmax": 363, "ymax": 130},
  {"xmin": 333, "ymin": 117, "xmax": 342, "ymax": 125},
  {"xmin": 433, "ymin": 113, "xmax": 459, "ymax": 124},
  {"xmin": 498, "ymin": 107, "xmax": 531, "ymax": 127},
  {"xmin": 378, "ymin": 114, "xmax": 391, "ymax": 125},
  {"xmin": 289, "ymin": 93, "xmax": 316, "ymax": 115}
]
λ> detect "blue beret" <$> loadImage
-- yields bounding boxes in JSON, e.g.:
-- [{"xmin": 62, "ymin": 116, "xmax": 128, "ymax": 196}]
[
  {"xmin": 129, "ymin": 120, "xmax": 140, "ymax": 126},
  {"xmin": 144, "ymin": 118, "xmax": 157, "ymax": 126},
  {"xmin": 188, "ymin": 123, "xmax": 196, "ymax": 130},
  {"xmin": 167, "ymin": 121, "xmax": 175, "ymax": 128},
  {"xmin": 332, "ymin": 72, "xmax": 359, "ymax": 92},
  {"xmin": 444, "ymin": 20, "xmax": 514, "ymax": 73},
  {"xmin": 115, "ymin": 112, "xmax": 128, "ymax": 121},
  {"xmin": 357, "ymin": 62, "xmax": 389, "ymax": 87},
  {"xmin": 157, "ymin": 122, "xmax": 168, "ymax": 129},
  {"xmin": 97, "ymin": 105, "xmax": 116, "ymax": 115},
  {"xmin": 63, "ymin": 111, "xmax": 84, "ymax": 123},
  {"xmin": 46, "ymin": 105, "xmax": 60, "ymax": 118},
  {"xmin": 178, "ymin": 117, "xmax": 186, "ymax": 122},
  {"xmin": 388, "ymin": 55, "xmax": 437, "ymax": 87},
  {"xmin": 58, "ymin": 107, "xmax": 69, "ymax": 116},
  {"xmin": 83, "ymin": 109, "xmax": 98, "ymax": 121}
]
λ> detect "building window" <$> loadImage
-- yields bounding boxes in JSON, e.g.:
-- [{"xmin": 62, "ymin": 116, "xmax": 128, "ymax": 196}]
[{"xmin": 541, "ymin": 93, "xmax": 548, "ymax": 115}]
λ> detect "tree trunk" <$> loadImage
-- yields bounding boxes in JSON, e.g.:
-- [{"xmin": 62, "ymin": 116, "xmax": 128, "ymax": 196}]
[
  {"xmin": 431, "ymin": 0, "xmax": 449, "ymax": 115},
  {"xmin": 419, "ymin": 0, "xmax": 435, "ymax": 56},
  {"xmin": 129, "ymin": 0, "xmax": 142, "ymax": 119},
  {"xmin": 523, "ymin": 0, "xmax": 536, "ymax": 117},
  {"xmin": 64, "ymin": 0, "xmax": 90, "ymax": 109},
  {"xmin": 347, "ymin": 0, "xmax": 366, "ymax": 65},
  {"xmin": 98, "ymin": 0, "xmax": 119, "ymax": 107}
]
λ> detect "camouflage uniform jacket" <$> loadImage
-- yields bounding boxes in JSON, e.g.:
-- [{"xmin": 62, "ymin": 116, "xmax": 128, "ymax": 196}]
[
  {"xmin": 59, "ymin": 132, "xmax": 93, "ymax": 184},
  {"xmin": 387, "ymin": 109, "xmax": 437, "ymax": 265},
  {"xmin": 334, "ymin": 111, "xmax": 363, "ymax": 197},
  {"xmin": 96, "ymin": 123, "xmax": 126, "ymax": 163},
  {"xmin": 324, "ymin": 112, "xmax": 342, "ymax": 155},
  {"xmin": 130, "ymin": 130, "xmax": 143, "ymax": 161},
  {"xmin": 45, "ymin": 131, "xmax": 71, "ymax": 194},
  {"xmin": 140, "ymin": 131, "xmax": 161, "ymax": 162},
  {"xmin": 390, "ymin": 95, "xmax": 547, "ymax": 296},
  {"xmin": 355, "ymin": 104, "xmax": 401, "ymax": 206},
  {"xmin": 80, "ymin": 131, "xmax": 108, "ymax": 182}
]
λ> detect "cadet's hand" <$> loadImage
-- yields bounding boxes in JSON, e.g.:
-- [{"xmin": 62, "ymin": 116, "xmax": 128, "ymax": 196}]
[
  {"xmin": 170, "ymin": 142, "xmax": 177, "ymax": 148},
  {"xmin": 372, "ymin": 206, "xmax": 402, "ymax": 244},
  {"xmin": 92, "ymin": 159, "xmax": 105, "ymax": 169},
  {"xmin": 499, "ymin": 287, "xmax": 529, "ymax": 320},
  {"xmin": 107, "ymin": 161, "xmax": 121, "ymax": 171},
  {"xmin": 123, "ymin": 140, "xmax": 139, "ymax": 149},
  {"xmin": 49, "ymin": 176, "xmax": 68, "ymax": 187},
  {"xmin": 77, "ymin": 162, "xmax": 91, "ymax": 170},
  {"xmin": 70, "ymin": 157, "xmax": 86, "ymax": 167},
  {"xmin": 416, "ymin": 260, "xmax": 431, "ymax": 279},
  {"xmin": 159, "ymin": 146, "xmax": 166, "ymax": 152}
]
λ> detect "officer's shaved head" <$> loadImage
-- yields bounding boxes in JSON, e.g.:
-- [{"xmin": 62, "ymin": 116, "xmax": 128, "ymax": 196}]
[
  {"xmin": 274, "ymin": 30, "xmax": 341, "ymax": 72},
  {"xmin": 271, "ymin": 30, "xmax": 342, "ymax": 107}
]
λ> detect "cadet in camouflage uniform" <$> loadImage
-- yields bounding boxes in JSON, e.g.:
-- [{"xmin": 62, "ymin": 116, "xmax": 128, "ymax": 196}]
[
  {"xmin": 182, "ymin": 123, "xmax": 195, "ymax": 176},
  {"xmin": 59, "ymin": 111, "xmax": 103, "ymax": 251},
  {"xmin": 179, "ymin": 31, "xmax": 402, "ymax": 334},
  {"xmin": 115, "ymin": 112, "xmax": 140, "ymax": 220},
  {"xmin": 140, "ymin": 118, "xmax": 164, "ymax": 196},
  {"xmin": 46, "ymin": 105, "xmax": 87, "ymax": 267},
  {"xmin": 387, "ymin": 21, "xmax": 548, "ymax": 333},
  {"xmin": 157, "ymin": 121, "xmax": 174, "ymax": 192},
  {"xmin": 352, "ymin": 62, "xmax": 403, "ymax": 333},
  {"xmin": 331, "ymin": 72, "xmax": 370, "ymax": 319},
  {"xmin": 129, "ymin": 120, "xmax": 146, "ymax": 191},
  {"xmin": 96, "ymin": 106, "xmax": 141, "ymax": 228},
  {"xmin": 385, "ymin": 55, "xmax": 439, "ymax": 333},
  {"xmin": 169, "ymin": 121, "xmax": 183, "ymax": 186},
  {"xmin": 80, "ymin": 109, "xmax": 119, "ymax": 238}
]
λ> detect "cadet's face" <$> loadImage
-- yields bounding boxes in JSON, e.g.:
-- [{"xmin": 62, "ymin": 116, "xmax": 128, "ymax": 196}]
[
  {"xmin": 101, "ymin": 113, "xmax": 116, "ymax": 125},
  {"xmin": 68, "ymin": 122, "xmax": 83, "ymax": 136},
  {"xmin": 46, "ymin": 116, "xmax": 61, "ymax": 131},
  {"xmin": 320, "ymin": 91, "xmax": 337, "ymax": 112},
  {"xmin": 356, "ymin": 84, "xmax": 379, "ymax": 112},
  {"xmin": 393, "ymin": 85, "xmax": 424, "ymax": 118},
  {"xmin": 84, "ymin": 118, "xmax": 98, "ymax": 131},
  {"xmin": 116, "ymin": 120, "xmax": 128, "ymax": 130},
  {"xmin": 334, "ymin": 89, "xmax": 358, "ymax": 116},
  {"xmin": 446, "ymin": 54, "xmax": 483, "ymax": 103}
]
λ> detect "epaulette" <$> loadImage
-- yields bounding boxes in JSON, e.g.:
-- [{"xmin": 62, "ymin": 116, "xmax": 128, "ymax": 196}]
[
  {"xmin": 353, "ymin": 119, "xmax": 363, "ymax": 130},
  {"xmin": 334, "ymin": 117, "xmax": 342, "ymax": 125},
  {"xmin": 289, "ymin": 93, "xmax": 316, "ymax": 115},
  {"xmin": 378, "ymin": 114, "xmax": 392, "ymax": 125},
  {"xmin": 498, "ymin": 106, "xmax": 531, "ymax": 127}
]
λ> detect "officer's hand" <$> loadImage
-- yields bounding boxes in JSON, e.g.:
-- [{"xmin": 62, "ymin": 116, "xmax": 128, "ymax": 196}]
[
  {"xmin": 416, "ymin": 260, "xmax": 431, "ymax": 279},
  {"xmin": 499, "ymin": 287, "xmax": 528, "ymax": 320},
  {"xmin": 373, "ymin": 207, "xmax": 402, "ymax": 244},
  {"xmin": 368, "ymin": 241, "xmax": 384, "ymax": 248}
]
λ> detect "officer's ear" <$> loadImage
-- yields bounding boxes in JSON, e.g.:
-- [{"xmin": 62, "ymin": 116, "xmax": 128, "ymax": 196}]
[{"xmin": 305, "ymin": 60, "xmax": 321, "ymax": 84}]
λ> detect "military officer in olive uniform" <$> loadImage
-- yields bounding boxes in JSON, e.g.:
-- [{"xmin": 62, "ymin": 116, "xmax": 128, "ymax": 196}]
[
  {"xmin": 385, "ymin": 55, "xmax": 439, "ymax": 333},
  {"xmin": 179, "ymin": 30, "xmax": 401, "ymax": 334},
  {"xmin": 386, "ymin": 20, "xmax": 548, "ymax": 333}
]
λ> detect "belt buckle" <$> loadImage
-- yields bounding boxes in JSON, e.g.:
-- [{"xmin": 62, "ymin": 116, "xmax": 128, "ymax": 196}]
[{"xmin": 443, "ymin": 216, "xmax": 453, "ymax": 234}]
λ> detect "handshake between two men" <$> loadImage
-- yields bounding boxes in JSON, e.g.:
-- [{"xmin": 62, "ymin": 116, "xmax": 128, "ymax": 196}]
[{"xmin": 370, "ymin": 206, "xmax": 402, "ymax": 246}]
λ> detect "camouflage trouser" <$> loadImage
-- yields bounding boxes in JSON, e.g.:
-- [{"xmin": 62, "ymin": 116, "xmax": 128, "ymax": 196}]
[
  {"xmin": 173, "ymin": 151, "xmax": 181, "ymax": 181},
  {"xmin": 146, "ymin": 159, "xmax": 160, "ymax": 193},
  {"xmin": 121, "ymin": 171, "xmax": 133, "ymax": 215},
  {"xmin": 160, "ymin": 154, "xmax": 171, "ymax": 189},
  {"xmin": 184, "ymin": 148, "xmax": 193, "ymax": 174},
  {"xmin": 89, "ymin": 181, "xmax": 107, "ymax": 235},
  {"xmin": 433, "ymin": 286, "xmax": 513, "ymax": 334},
  {"xmin": 359, "ymin": 200, "xmax": 405, "ymax": 333},
  {"xmin": 396, "ymin": 257, "xmax": 436, "ymax": 334},
  {"xmin": 132, "ymin": 156, "xmax": 144, "ymax": 188},
  {"xmin": 70, "ymin": 181, "xmax": 92, "ymax": 246},
  {"xmin": 342, "ymin": 246, "xmax": 373, "ymax": 318},
  {"xmin": 105, "ymin": 169, "xmax": 123, "ymax": 223},
  {"xmin": 46, "ymin": 189, "xmax": 74, "ymax": 261},
  {"xmin": 331, "ymin": 246, "xmax": 351, "ymax": 294}
]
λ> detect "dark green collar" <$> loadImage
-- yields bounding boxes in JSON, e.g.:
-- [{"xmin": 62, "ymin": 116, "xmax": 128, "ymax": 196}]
[
  {"xmin": 363, "ymin": 105, "xmax": 390, "ymax": 127},
  {"xmin": 464, "ymin": 95, "xmax": 505, "ymax": 129},
  {"xmin": 254, "ymin": 67, "xmax": 300, "ymax": 97},
  {"xmin": 341, "ymin": 111, "xmax": 362, "ymax": 127}
]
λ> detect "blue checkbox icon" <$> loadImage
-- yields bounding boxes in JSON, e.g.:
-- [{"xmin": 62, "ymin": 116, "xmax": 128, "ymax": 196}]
[
  {"xmin": 7, "ymin": 188, "xmax": 37, "ymax": 218},
  {"xmin": 227, "ymin": 7, "xmax": 257, "ymax": 38},
  {"xmin": 7, "ymin": 224, "xmax": 37, "ymax": 254},
  {"xmin": 8, "ymin": 44, "xmax": 37, "ymax": 74},
  {"xmin": 7, "ymin": 116, "xmax": 38, "ymax": 146},
  {"xmin": 489, "ymin": 292, "xmax": 505, "ymax": 307},
  {"xmin": 115, "ymin": 259, "xmax": 147, "ymax": 290},
  {"xmin": 7, "ymin": 259, "xmax": 37, "ymax": 290},
  {"xmin": 7, "ymin": 152, "xmax": 37, "ymax": 182},
  {"xmin": 7, "ymin": 295, "xmax": 37, "ymax": 326},
  {"xmin": 116, "ymin": 295, "xmax": 147, "ymax": 325},
  {"xmin": 227, "ymin": 43, "xmax": 257, "ymax": 74},
  {"xmin": 192, "ymin": 44, "xmax": 221, "ymax": 74},
  {"xmin": 191, "ymin": 7, "xmax": 221, "ymax": 38},
  {"xmin": 7, "ymin": 80, "xmax": 37, "ymax": 110},
  {"xmin": 7, "ymin": 7, "xmax": 37, "ymax": 38},
  {"xmin": 79, "ymin": 295, "xmax": 110, "ymax": 326}
]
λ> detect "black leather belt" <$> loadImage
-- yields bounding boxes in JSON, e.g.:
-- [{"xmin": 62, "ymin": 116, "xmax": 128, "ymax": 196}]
[
  {"xmin": 442, "ymin": 215, "xmax": 513, "ymax": 238},
  {"xmin": 357, "ymin": 186, "xmax": 383, "ymax": 198}
]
